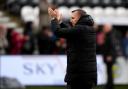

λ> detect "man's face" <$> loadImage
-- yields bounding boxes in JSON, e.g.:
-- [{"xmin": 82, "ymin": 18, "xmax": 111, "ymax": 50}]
[
  {"xmin": 70, "ymin": 11, "xmax": 81, "ymax": 26},
  {"xmin": 103, "ymin": 24, "xmax": 112, "ymax": 33}
]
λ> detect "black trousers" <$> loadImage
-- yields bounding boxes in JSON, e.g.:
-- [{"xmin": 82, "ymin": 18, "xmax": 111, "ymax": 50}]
[
  {"xmin": 105, "ymin": 63, "xmax": 114, "ymax": 89},
  {"xmin": 67, "ymin": 81, "xmax": 93, "ymax": 89}
]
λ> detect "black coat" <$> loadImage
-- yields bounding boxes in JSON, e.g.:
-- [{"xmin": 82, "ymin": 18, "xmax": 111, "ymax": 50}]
[
  {"xmin": 37, "ymin": 32, "xmax": 56, "ymax": 54},
  {"xmin": 103, "ymin": 30, "xmax": 117, "ymax": 63},
  {"xmin": 51, "ymin": 15, "xmax": 97, "ymax": 85}
]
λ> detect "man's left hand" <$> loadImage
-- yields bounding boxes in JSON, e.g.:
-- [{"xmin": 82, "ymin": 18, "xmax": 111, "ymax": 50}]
[{"xmin": 48, "ymin": 7, "xmax": 57, "ymax": 19}]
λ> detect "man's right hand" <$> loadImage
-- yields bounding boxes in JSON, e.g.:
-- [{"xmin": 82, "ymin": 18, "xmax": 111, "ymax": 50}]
[
  {"xmin": 106, "ymin": 55, "xmax": 112, "ymax": 62},
  {"xmin": 54, "ymin": 9, "xmax": 63, "ymax": 23}
]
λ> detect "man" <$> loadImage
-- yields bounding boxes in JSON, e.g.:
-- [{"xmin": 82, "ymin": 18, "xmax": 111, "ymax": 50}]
[
  {"xmin": 102, "ymin": 24, "xmax": 120, "ymax": 89},
  {"xmin": 48, "ymin": 7, "xmax": 97, "ymax": 89},
  {"xmin": 122, "ymin": 31, "xmax": 128, "ymax": 59},
  {"xmin": 37, "ymin": 26, "xmax": 56, "ymax": 54},
  {"xmin": 0, "ymin": 25, "xmax": 8, "ymax": 54}
]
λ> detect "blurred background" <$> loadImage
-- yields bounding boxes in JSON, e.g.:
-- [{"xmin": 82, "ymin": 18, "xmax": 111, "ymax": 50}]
[{"xmin": 0, "ymin": 0, "xmax": 128, "ymax": 89}]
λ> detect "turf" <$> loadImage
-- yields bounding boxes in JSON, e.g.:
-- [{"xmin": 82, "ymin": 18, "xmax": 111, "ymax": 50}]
[{"xmin": 26, "ymin": 85, "xmax": 128, "ymax": 89}]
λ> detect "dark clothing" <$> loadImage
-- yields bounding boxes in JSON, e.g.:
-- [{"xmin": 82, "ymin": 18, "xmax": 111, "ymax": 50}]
[
  {"xmin": 105, "ymin": 62, "xmax": 114, "ymax": 89},
  {"xmin": 122, "ymin": 37, "xmax": 128, "ymax": 58},
  {"xmin": 21, "ymin": 35, "xmax": 35, "ymax": 54},
  {"xmin": 67, "ymin": 80, "xmax": 94, "ymax": 89},
  {"xmin": 37, "ymin": 32, "xmax": 56, "ymax": 54},
  {"xmin": 96, "ymin": 31, "xmax": 106, "ymax": 54},
  {"xmin": 22, "ymin": 21, "xmax": 35, "ymax": 54},
  {"xmin": 102, "ymin": 30, "xmax": 117, "ymax": 89},
  {"xmin": 51, "ymin": 15, "xmax": 97, "ymax": 86},
  {"xmin": 103, "ymin": 29, "xmax": 122, "ymax": 62},
  {"xmin": 103, "ymin": 31, "xmax": 116, "ymax": 63}
]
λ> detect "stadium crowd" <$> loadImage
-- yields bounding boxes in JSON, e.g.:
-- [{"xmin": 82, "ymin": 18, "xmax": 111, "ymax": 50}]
[
  {"xmin": 0, "ymin": 21, "xmax": 128, "ymax": 58},
  {"xmin": 0, "ymin": 1, "xmax": 128, "ymax": 89},
  {"xmin": 0, "ymin": 0, "xmax": 128, "ymax": 58}
]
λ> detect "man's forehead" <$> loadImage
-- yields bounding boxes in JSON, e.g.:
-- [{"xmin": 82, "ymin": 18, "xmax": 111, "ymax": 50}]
[
  {"xmin": 71, "ymin": 11, "xmax": 80, "ymax": 16},
  {"xmin": 72, "ymin": 11, "xmax": 79, "ymax": 14}
]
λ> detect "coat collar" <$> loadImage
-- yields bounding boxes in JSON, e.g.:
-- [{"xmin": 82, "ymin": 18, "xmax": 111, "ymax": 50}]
[{"xmin": 76, "ymin": 15, "xmax": 94, "ymax": 26}]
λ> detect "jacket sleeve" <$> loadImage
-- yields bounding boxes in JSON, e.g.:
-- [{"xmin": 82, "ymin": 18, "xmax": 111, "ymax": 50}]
[
  {"xmin": 51, "ymin": 19, "xmax": 80, "ymax": 38},
  {"xmin": 60, "ymin": 22, "xmax": 70, "ymax": 28}
]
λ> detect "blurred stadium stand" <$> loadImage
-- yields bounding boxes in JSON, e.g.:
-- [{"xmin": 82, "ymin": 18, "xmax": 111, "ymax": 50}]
[
  {"xmin": 0, "ymin": 0, "xmax": 127, "ymax": 56},
  {"xmin": 5, "ymin": 0, "xmax": 39, "ymax": 15},
  {"xmin": 50, "ymin": 0, "xmax": 127, "ymax": 7},
  {"xmin": 0, "ymin": 0, "xmax": 127, "ymax": 25}
]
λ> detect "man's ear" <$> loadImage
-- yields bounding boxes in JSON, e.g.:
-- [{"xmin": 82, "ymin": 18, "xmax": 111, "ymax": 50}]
[{"xmin": 77, "ymin": 14, "xmax": 82, "ymax": 22}]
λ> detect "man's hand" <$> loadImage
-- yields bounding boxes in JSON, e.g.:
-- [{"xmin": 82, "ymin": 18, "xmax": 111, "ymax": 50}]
[
  {"xmin": 106, "ymin": 55, "xmax": 112, "ymax": 62},
  {"xmin": 48, "ymin": 7, "xmax": 63, "ymax": 23},
  {"xmin": 48, "ymin": 7, "xmax": 57, "ymax": 19},
  {"xmin": 54, "ymin": 9, "xmax": 63, "ymax": 23}
]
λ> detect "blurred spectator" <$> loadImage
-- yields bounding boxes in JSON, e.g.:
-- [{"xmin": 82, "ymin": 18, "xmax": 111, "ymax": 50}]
[
  {"xmin": 122, "ymin": 30, "xmax": 128, "ymax": 59},
  {"xmin": 23, "ymin": 21, "xmax": 33, "ymax": 36},
  {"xmin": 102, "ymin": 24, "xmax": 122, "ymax": 89},
  {"xmin": 37, "ymin": 26, "xmax": 56, "ymax": 54},
  {"xmin": 6, "ymin": 28, "xmax": 12, "ymax": 54},
  {"xmin": 22, "ymin": 22, "xmax": 35, "ymax": 54},
  {"xmin": 54, "ymin": 38, "xmax": 66, "ymax": 54},
  {"xmin": 6, "ymin": 28, "xmax": 27, "ymax": 54},
  {"xmin": 0, "ymin": 25, "xmax": 8, "ymax": 54},
  {"xmin": 96, "ymin": 25, "xmax": 105, "ymax": 55},
  {"xmin": 102, "ymin": 24, "xmax": 115, "ymax": 89}
]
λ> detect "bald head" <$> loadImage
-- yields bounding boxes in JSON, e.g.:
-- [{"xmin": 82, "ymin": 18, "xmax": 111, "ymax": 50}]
[
  {"xmin": 70, "ymin": 9, "xmax": 86, "ymax": 26},
  {"xmin": 72, "ymin": 9, "xmax": 86, "ymax": 17},
  {"xmin": 103, "ymin": 24, "xmax": 112, "ymax": 33}
]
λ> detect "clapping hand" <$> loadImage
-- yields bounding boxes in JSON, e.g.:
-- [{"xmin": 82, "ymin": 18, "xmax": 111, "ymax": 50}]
[
  {"xmin": 48, "ymin": 7, "xmax": 57, "ymax": 18},
  {"xmin": 48, "ymin": 7, "xmax": 62, "ymax": 23}
]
